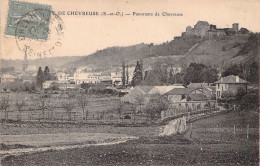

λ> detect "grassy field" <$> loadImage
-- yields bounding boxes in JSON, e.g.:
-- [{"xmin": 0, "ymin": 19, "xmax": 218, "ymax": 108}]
[{"xmin": 1, "ymin": 111, "xmax": 258, "ymax": 166}]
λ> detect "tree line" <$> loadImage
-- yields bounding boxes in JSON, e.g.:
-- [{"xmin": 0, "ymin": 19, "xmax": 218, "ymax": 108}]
[{"xmin": 130, "ymin": 61, "xmax": 218, "ymax": 86}]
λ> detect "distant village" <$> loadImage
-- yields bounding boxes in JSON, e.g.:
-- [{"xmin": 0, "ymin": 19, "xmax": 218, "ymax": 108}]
[{"xmin": 0, "ymin": 20, "xmax": 256, "ymax": 120}]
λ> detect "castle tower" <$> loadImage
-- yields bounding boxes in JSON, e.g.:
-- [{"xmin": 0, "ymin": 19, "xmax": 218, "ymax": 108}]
[{"xmin": 232, "ymin": 23, "xmax": 239, "ymax": 32}]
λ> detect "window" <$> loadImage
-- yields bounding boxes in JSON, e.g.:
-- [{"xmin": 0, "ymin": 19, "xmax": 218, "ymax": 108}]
[{"xmin": 217, "ymin": 91, "xmax": 220, "ymax": 97}]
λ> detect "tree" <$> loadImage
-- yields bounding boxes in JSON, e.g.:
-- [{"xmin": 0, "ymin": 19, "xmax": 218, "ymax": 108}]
[
  {"xmin": 141, "ymin": 70, "xmax": 161, "ymax": 86},
  {"xmin": 222, "ymin": 64, "xmax": 242, "ymax": 78},
  {"xmin": 201, "ymin": 67, "xmax": 218, "ymax": 83},
  {"xmin": 174, "ymin": 73, "xmax": 183, "ymax": 84},
  {"xmin": 122, "ymin": 62, "xmax": 126, "ymax": 86},
  {"xmin": 116, "ymin": 102, "xmax": 125, "ymax": 123},
  {"xmin": 35, "ymin": 94, "xmax": 50, "ymax": 121},
  {"xmin": 44, "ymin": 66, "xmax": 51, "ymax": 81},
  {"xmin": 37, "ymin": 67, "xmax": 44, "ymax": 89},
  {"xmin": 184, "ymin": 63, "xmax": 218, "ymax": 85},
  {"xmin": 132, "ymin": 94, "xmax": 146, "ymax": 123},
  {"xmin": 15, "ymin": 95, "xmax": 26, "ymax": 121},
  {"xmin": 236, "ymin": 87, "xmax": 247, "ymax": 102},
  {"xmin": 77, "ymin": 93, "xmax": 88, "ymax": 120},
  {"xmin": 169, "ymin": 68, "xmax": 174, "ymax": 84},
  {"xmin": 126, "ymin": 65, "xmax": 129, "ymax": 85},
  {"xmin": 0, "ymin": 95, "xmax": 10, "ymax": 122},
  {"xmin": 131, "ymin": 61, "xmax": 143, "ymax": 86},
  {"xmin": 240, "ymin": 92, "xmax": 258, "ymax": 111},
  {"xmin": 146, "ymin": 95, "xmax": 170, "ymax": 119},
  {"xmin": 183, "ymin": 63, "xmax": 206, "ymax": 85},
  {"xmin": 239, "ymin": 28, "xmax": 249, "ymax": 34},
  {"xmin": 62, "ymin": 99, "xmax": 76, "ymax": 121}
]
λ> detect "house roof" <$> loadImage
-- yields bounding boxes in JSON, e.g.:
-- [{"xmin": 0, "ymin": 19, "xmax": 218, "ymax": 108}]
[
  {"xmin": 168, "ymin": 95, "xmax": 183, "ymax": 102},
  {"xmin": 148, "ymin": 85, "xmax": 185, "ymax": 95},
  {"xmin": 206, "ymin": 86, "xmax": 216, "ymax": 92},
  {"xmin": 188, "ymin": 94, "xmax": 208, "ymax": 101},
  {"xmin": 165, "ymin": 88, "xmax": 197, "ymax": 95},
  {"xmin": 215, "ymin": 75, "xmax": 247, "ymax": 84},
  {"xmin": 187, "ymin": 83, "xmax": 210, "ymax": 88},
  {"xmin": 137, "ymin": 86, "xmax": 154, "ymax": 94}
]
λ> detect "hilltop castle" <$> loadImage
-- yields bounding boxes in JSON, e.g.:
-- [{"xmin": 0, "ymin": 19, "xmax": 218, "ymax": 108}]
[{"xmin": 182, "ymin": 21, "xmax": 239, "ymax": 38}]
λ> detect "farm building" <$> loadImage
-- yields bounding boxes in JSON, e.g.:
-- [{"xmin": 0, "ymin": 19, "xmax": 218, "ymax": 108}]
[
  {"xmin": 147, "ymin": 85, "xmax": 185, "ymax": 95},
  {"xmin": 121, "ymin": 86, "xmax": 154, "ymax": 103}
]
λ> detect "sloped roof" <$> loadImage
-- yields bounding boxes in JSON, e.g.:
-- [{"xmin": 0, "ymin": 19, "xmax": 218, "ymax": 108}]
[
  {"xmin": 148, "ymin": 85, "xmax": 185, "ymax": 95},
  {"xmin": 187, "ymin": 83, "xmax": 209, "ymax": 88},
  {"xmin": 168, "ymin": 95, "xmax": 183, "ymax": 102},
  {"xmin": 215, "ymin": 75, "xmax": 247, "ymax": 84},
  {"xmin": 188, "ymin": 94, "xmax": 208, "ymax": 101},
  {"xmin": 137, "ymin": 86, "xmax": 154, "ymax": 94},
  {"xmin": 206, "ymin": 86, "xmax": 216, "ymax": 92},
  {"xmin": 165, "ymin": 88, "xmax": 197, "ymax": 95}
]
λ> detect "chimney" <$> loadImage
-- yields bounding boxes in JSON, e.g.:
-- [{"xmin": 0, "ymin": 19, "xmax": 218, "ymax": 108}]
[
  {"xmin": 236, "ymin": 76, "xmax": 239, "ymax": 82},
  {"xmin": 221, "ymin": 77, "xmax": 223, "ymax": 82}
]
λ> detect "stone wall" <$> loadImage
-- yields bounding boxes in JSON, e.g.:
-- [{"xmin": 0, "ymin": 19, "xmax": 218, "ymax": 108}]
[{"xmin": 159, "ymin": 116, "xmax": 187, "ymax": 136}]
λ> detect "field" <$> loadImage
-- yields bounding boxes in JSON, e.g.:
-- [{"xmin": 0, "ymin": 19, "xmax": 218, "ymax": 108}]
[
  {"xmin": 0, "ymin": 92, "xmax": 151, "ymax": 124},
  {"xmin": 1, "ymin": 111, "xmax": 258, "ymax": 166}
]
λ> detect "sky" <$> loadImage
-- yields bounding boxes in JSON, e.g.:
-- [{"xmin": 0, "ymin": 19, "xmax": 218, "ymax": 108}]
[{"xmin": 0, "ymin": 0, "xmax": 260, "ymax": 60}]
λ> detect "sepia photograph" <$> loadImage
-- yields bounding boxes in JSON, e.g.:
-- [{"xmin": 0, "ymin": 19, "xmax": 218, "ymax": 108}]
[{"xmin": 0, "ymin": 0, "xmax": 259, "ymax": 165}]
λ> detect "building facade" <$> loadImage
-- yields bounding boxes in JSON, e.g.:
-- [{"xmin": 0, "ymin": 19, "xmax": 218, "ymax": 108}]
[{"xmin": 215, "ymin": 75, "xmax": 247, "ymax": 98}]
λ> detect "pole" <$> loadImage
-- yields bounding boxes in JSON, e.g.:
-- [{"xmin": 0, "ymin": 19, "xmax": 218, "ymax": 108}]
[
  {"xmin": 233, "ymin": 125, "xmax": 236, "ymax": 138},
  {"xmin": 247, "ymin": 124, "xmax": 249, "ymax": 139},
  {"xmin": 190, "ymin": 123, "xmax": 193, "ymax": 139}
]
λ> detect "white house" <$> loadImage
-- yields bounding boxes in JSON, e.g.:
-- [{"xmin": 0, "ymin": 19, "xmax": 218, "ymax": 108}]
[
  {"xmin": 0, "ymin": 74, "xmax": 18, "ymax": 83},
  {"xmin": 110, "ymin": 71, "xmax": 122, "ymax": 85},
  {"xmin": 215, "ymin": 75, "xmax": 247, "ymax": 98}
]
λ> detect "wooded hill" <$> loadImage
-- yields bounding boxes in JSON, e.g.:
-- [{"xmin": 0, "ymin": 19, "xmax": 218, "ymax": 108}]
[
  {"xmin": 1, "ymin": 32, "xmax": 259, "ymax": 72},
  {"xmin": 64, "ymin": 33, "xmax": 259, "ymax": 70}
]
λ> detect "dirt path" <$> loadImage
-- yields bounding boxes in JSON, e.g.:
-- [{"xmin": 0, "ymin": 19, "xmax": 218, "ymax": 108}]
[{"xmin": 1, "ymin": 111, "xmax": 259, "ymax": 165}]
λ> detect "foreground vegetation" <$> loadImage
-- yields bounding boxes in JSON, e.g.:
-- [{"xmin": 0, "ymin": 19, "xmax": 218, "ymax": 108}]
[{"xmin": 1, "ymin": 111, "xmax": 258, "ymax": 165}]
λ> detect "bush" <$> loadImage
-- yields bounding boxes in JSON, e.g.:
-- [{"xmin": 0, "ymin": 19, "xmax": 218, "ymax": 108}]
[
  {"xmin": 240, "ymin": 92, "xmax": 259, "ymax": 111},
  {"xmin": 236, "ymin": 87, "xmax": 247, "ymax": 102}
]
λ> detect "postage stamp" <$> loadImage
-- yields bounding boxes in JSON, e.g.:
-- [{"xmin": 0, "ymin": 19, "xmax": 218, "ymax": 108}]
[
  {"xmin": 5, "ymin": 0, "xmax": 64, "ymax": 58},
  {"xmin": 5, "ymin": 0, "xmax": 52, "ymax": 40}
]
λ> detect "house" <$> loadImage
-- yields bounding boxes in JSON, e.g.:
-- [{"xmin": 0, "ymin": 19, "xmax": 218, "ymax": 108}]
[
  {"xmin": 161, "ymin": 87, "xmax": 216, "ymax": 119},
  {"xmin": 43, "ymin": 80, "xmax": 80, "ymax": 90},
  {"xmin": 148, "ymin": 85, "xmax": 185, "ymax": 95},
  {"xmin": 56, "ymin": 72, "xmax": 70, "ymax": 81},
  {"xmin": 43, "ymin": 81, "xmax": 56, "ymax": 89},
  {"xmin": 187, "ymin": 83, "xmax": 216, "ymax": 99},
  {"xmin": 215, "ymin": 75, "xmax": 247, "ymax": 98},
  {"xmin": 74, "ymin": 67, "xmax": 102, "ymax": 84},
  {"xmin": 0, "ymin": 74, "xmax": 18, "ymax": 83},
  {"xmin": 111, "ymin": 71, "xmax": 122, "ymax": 85},
  {"xmin": 121, "ymin": 86, "xmax": 154, "ymax": 103},
  {"xmin": 164, "ymin": 88, "xmax": 204, "ymax": 103}
]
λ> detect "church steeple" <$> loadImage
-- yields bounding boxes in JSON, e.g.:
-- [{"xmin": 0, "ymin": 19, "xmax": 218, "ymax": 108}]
[{"xmin": 23, "ymin": 47, "xmax": 29, "ymax": 72}]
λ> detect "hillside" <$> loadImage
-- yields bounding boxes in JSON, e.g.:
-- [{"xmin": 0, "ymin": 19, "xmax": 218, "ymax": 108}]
[
  {"xmin": 1, "ymin": 32, "xmax": 258, "ymax": 72},
  {"xmin": 63, "ymin": 36, "xmax": 204, "ymax": 68},
  {"xmin": 0, "ymin": 56, "xmax": 82, "ymax": 72},
  {"xmin": 176, "ymin": 33, "xmax": 259, "ymax": 69},
  {"xmin": 64, "ymin": 33, "xmax": 259, "ymax": 70}
]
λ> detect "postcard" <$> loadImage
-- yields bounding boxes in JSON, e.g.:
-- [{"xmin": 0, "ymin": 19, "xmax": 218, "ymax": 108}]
[{"xmin": 0, "ymin": 0, "xmax": 259, "ymax": 165}]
